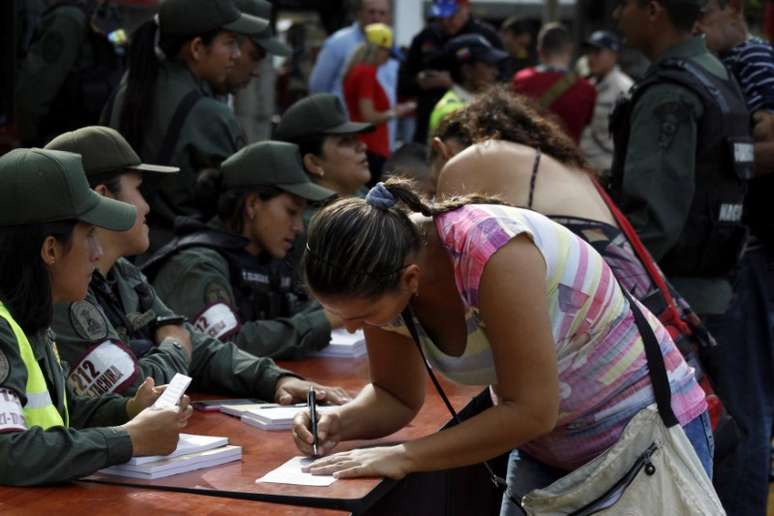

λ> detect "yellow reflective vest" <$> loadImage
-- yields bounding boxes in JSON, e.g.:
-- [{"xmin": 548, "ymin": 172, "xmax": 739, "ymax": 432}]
[{"xmin": 0, "ymin": 303, "xmax": 68, "ymax": 429}]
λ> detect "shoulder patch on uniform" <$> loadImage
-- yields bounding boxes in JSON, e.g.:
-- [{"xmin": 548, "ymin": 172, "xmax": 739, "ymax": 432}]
[
  {"xmin": 193, "ymin": 302, "xmax": 240, "ymax": 340},
  {"xmin": 0, "ymin": 350, "xmax": 9, "ymax": 385},
  {"xmin": 70, "ymin": 301, "xmax": 109, "ymax": 342},
  {"xmin": 205, "ymin": 282, "xmax": 232, "ymax": 305},
  {"xmin": 40, "ymin": 31, "xmax": 66, "ymax": 64}
]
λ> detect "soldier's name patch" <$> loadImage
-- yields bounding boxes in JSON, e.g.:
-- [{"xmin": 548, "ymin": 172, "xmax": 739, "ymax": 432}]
[
  {"xmin": 0, "ymin": 350, "xmax": 9, "ymax": 385},
  {"xmin": 70, "ymin": 301, "xmax": 109, "ymax": 341},
  {"xmin": 193, "ymin": 303, "xmax": 239, "ymax": 340},
  {"xmin": 0, "ymin": 388, "xmax": 27, "ymax": 432},
  {"xmin": 68, "ymin": 340, "xmax": 138, "ymax": 397}
]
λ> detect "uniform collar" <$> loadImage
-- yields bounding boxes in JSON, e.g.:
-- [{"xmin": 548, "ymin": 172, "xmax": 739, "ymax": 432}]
[{"xmin": 648, "ymin": 36, "xmax": 707, "ymax": 74}]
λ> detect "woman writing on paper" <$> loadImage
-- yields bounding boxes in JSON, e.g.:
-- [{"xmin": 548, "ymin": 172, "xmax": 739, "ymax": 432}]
[{"xmin": 292, "ymin": 177, "xmax": 716, "ymax": 513}]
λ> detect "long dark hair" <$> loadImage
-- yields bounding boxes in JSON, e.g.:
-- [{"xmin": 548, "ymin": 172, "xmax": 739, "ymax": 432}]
[
  {"xmin": 119, "ymin": 20, "xmax": 219, "ymax": 151},
  {"xmin": 304, "ymin": 177, "xmax": 506, "ymax": 299},
  {"xmin": 435, "ymin": 85, "xmax": 589, "ymax": 171},
  {"xmin": 0, "ymin": 222, "xmax": 76, "ymax": 334}
]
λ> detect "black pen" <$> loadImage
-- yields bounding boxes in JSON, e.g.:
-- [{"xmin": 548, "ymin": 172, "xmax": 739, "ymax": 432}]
[{"xmin": 308, "ymin": 386, "xmax": 319, "ymax": 456}]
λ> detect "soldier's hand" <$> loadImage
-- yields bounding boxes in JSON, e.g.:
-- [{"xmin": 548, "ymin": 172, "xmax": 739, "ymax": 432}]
[
  {"xmin": 155, "ymin": 324, "xmax": 192, "ymax": 358},
  {"xmin": 122, "ymin": 398, "xmax": 193, "ymax": 456},
  {"xmin": 274, "ymin": 377, "xmax": 352, "ymax": 405},
  {"xmin": 126, "ymin": 376, "xmax": 166, "ymax": 418}
]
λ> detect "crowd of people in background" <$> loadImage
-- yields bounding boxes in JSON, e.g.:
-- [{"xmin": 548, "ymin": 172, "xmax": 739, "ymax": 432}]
[{"xmin": 4, "ymin": 0, "xmax": 774, "ymax": 514}]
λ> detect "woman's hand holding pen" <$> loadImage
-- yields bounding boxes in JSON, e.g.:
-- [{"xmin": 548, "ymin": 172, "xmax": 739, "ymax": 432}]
[{"xmin": 292, "ymin": 409, "xmax": 342, "ymax": 456}]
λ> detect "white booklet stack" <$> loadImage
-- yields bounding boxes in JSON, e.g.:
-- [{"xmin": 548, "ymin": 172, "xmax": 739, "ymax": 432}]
[
  {"xmin": 99, "ymin": 433, "xmax": 241, "ymax": 479},
  {"xmin": 241, "ymin": 405, "xmax": 311, "ymax": 431},
  {"xmin": 311, "ymin": 329, "xmax": 367, "ymax": 359}
]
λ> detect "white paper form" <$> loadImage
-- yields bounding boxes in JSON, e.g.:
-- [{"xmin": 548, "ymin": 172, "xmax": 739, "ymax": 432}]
[{"xmin": 256, "ymin": 456, "xmax": 336, "ymax": 487}]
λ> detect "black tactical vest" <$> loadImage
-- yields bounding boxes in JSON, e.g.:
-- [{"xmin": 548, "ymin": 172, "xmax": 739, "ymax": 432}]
[
  {"xmin": 142, "ymin": 218, "xmax": 304, "ymax": 323},
  {"xmin": 609, "ymin": 57, "xmax": 752, "ymax": 277}
]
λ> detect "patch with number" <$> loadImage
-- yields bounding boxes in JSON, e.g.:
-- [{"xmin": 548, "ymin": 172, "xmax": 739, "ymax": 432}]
[
  {"xmin": 0, "ymin": 350, "xmax": 9, "ymax": 385},
  {"xmin": 0, "ymin": 388, "xmax": 27, "ymax": 432},
  {"xmin": 67, "ymin": 340, "xmax": 139, "ymax": 396},
  {"xmin": 70, "ymin": 301, "xmax": 109, "ymax": 342},
  {"xmin": 193, "ymin": 303, "xmax": 240, "ymax": 339},
  {"xmin": 205, "ymin": 282, "xmax": 232, "ymax": 305}
]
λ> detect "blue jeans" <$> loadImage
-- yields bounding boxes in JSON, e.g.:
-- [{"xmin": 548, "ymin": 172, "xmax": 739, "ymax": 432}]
[{"xmin": 499, "ymin": 411, "xmax": 714, "ymax": 516}]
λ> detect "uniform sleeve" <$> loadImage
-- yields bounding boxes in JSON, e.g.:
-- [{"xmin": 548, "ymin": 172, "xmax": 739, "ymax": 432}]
[
  {"xmin": 152, "ymin": 249, "xmax": 332, "ymax": 360},
  {"xmin": 187, "ymin": 325, "xmax": 298, "ymax": 401},
  {"xmin": 619, "ymin": 83, "xmax": 704, "ymax": 260},
  {"xmin": 52, "ymin": 289, "xmax": 189, "ymax": 398},
  {"xmin": 14, "ymin": 6, "xmax": 87, "ymax": 144},
  {"xmin": 0, "ymin": 321, "xmax": 133, "ymax": 486},
  {"xmin": 308, "ymin": 36, "xmax": 344, "ymax": 94},
  {"xmin": 233, "ymin": 304, "xmax": 332, "ymax": 360}
]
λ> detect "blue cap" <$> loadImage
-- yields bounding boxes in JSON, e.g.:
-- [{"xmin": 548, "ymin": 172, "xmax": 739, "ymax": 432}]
[
  {"xmin": 583, "ymin": 30, "xmax": 622, "ymax": 53},
  {"xmin": 430, "ymin": 0, "xmax": 464, "ymax": 19}
]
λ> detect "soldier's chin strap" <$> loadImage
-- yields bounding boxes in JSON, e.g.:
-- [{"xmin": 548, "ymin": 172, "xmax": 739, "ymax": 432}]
[{"xmin": 400, "ymin": 307, "xmax": 508, "ymax": 491}]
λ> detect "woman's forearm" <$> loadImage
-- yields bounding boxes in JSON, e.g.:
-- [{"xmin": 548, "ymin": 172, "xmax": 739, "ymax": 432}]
[
  {"xmin": 401, "ymin": 401, "xmax": 555, "ymax": 474},
  {"xmin": 335, "ymin": 383, "xmax": 420, "ymax": 441}
]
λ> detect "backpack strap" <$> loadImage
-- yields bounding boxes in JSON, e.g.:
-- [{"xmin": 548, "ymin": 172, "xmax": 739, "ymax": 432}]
[
  {"xmin": 538, "ymin": 71, "xmax": 579, "ymax": 110},
  {"xmin": 156, "ymin": 90, "xmax": 203, "ymax": 165}
]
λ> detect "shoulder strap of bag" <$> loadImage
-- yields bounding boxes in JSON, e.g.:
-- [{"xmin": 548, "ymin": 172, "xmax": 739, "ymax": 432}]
[
  {"xmin": 157, "ymin": 90, "xmax": 203, "ymax": 165},
  {"xmin": 400, "ymin": 308, "xmax": 507, "ymax": 488},
  {"xmin": 620, "ymin": 289, "xmax": 679, "ymax": 427},
  {"xmin": 592, "ymin": 179, "xmax": 691, "ymax": 336},
  {"xmin": 538, "ymin": 71, "xmax": 579, "ymax": 110}
]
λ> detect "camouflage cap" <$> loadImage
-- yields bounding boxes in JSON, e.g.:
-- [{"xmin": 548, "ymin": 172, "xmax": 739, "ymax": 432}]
[
  {"xmin": 0, "ymin": 148, "xmax": 135, "ymax": 230},
  {"xmin": 45, "ymin": 126, "xmax": 179, "ymax": 176},
  {"xmin": 233, "ymin": 0, "xmax": 291, "ymax": 57},
  {"xmin": 160, "ymin": 0, "xmax": 268, "ymax": 37},
  {"xmin": 275, "ymin": 94, "xmax": 373, "ymax": 143},
  {"xmin": 221, "ymin": 141, "xmax": 336, "ymax": 202}
]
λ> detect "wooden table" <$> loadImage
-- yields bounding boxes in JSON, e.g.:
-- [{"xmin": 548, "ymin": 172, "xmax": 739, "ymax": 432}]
[{"xmin": 0, "ymin": 356, "xmax": 488, "ymax": 515}]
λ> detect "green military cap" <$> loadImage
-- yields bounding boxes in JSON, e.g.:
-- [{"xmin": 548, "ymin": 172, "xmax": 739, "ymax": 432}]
[
  {"xmin": 45, "ymin": 126, "xmax": 179, "ymax": 177},
  {"xmin": 233, "ymin": 0, "xmax": 291, "ymax": 57},
  {"xmin": 0, "ymin": 148, "xmax": 135, "ymax": 230},
  {"xmin": 160, "ymin": 0, "xmax": 268, "ymax": 37},
  {"xmin": 275, "ymin": 94, "xmax": 373, "ymax": 143},
  {"xmin": 221, "ymin": 141, "xmax": 336, "ymax": 201}
]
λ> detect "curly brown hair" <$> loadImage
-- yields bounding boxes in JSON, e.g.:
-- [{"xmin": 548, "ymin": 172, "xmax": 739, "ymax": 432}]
[{"xmin": 435, "ymin": 84, "xmax": 590, "ymax": 171}]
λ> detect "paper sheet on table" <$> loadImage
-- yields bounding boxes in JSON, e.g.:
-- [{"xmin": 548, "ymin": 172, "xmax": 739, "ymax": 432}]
[{"xmin": 256, "ymin": 456, "xmax": 336, "ymax": 487}]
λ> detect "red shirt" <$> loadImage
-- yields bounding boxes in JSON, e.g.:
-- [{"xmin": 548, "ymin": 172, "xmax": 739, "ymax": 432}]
[
  {"xmin": 512, "ymin": 67, "xmax": 597, "ymax": 143},
  {"xmin": 343, "ymin": 64, "xmax": 390, "ymax": 158}
]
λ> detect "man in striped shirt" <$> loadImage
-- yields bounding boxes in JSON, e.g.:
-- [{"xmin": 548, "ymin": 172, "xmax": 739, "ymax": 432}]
[{"xmin": 696, "ymin": 4, "xmax": 774, "ymax": 515}]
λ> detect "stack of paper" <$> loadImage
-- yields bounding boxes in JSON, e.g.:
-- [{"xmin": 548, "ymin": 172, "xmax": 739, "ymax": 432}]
[
  {"xmin": 241, "ymin": 405, "xmax": 322, "ymax": 431},
  {"xmin": 100, "ymin": 434, "xmax": 241, "ymax": 479},
  {"xmin": 220, "ymin": 402, "xmax": 305, "ymax": 418},
  {"xmin": 311, "ymin": 329, "xmax": 367, "ymax": 358}
]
